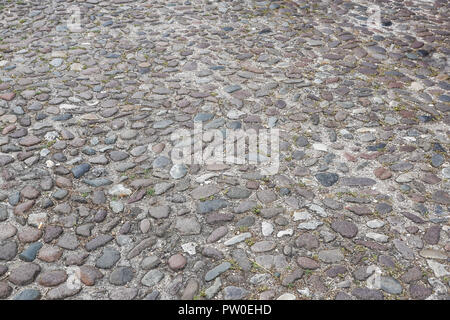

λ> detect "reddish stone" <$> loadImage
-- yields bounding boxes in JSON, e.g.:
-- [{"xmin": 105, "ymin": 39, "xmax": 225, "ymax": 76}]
[
  {"xmin": 79, "ymin": 266, "xmax": 104, "ymax": 286},
  {"xmin": 152, "ymin": 143, "xmax": 165, "ymax": 153},
  {"xmin": 37, "ymin": 270, "xmax": 68, "ymax": 287},
  {"xmin": 19, "ymin": 136, "xmax": 41, "ymax": 147},
  {"xmin": 374, "ymin": 167, "xmax": 392, "ymax": 180},
  {"xmin": 168, "ymin": 254, "xmax": 187, "ymax": 271},
  {"xmin": 38, "ymin": 246, "xmax": 63, "ymax": 262},
  {"xmin": 55, "ymin": 176, "xmax": 72, "ymax": 188},
  {"xmin": 0, "ymin": 92, "xmax": 15, "ymax": 101},
  {"xmin": 359, "ymin": 152, "xmax": 381, "ymax": 160},
  {"xmin": 297, "ymin": 257, "xmax": 320, "ymax": 270},
  {"xmin": 343, "ymin": 152, "xmax": 357, "ymax": 162},
  {"xmin": 406, "ymin": 226, "xmax": 419, "ymax": 234},
  {"xmin": 410, "ymin": 194, "xmax": 426, "ymax": 203},
  {"xmin": 2, "ymin": 124, "xmax": 16, "ymax": 135},
  {"xmin": 18, "ymin": 226, "xmax": 42, "ymax": 243},
  {"xmin": 421, "ymin": 173, "xmax": 441, "ymax": 185},
  {"xmin": 14, "ymin": 200, "xmax": 35, "ymax": 216},
  {"xmin": 411, "ymin": 41, "xmax": 424, "ymax": 48},
  {"xmin": 346, "ymin": 205, "xmax": 372, "ymax": 216},
  {"xmin": 399, "ymin": 110, "xmax": 415, "ymax": 119},
  {"xmin": 325, "ymin": 77, "xmax": 340, "ymax": 84},
  {"xmin": 0, "ymin": 281, "xmax": 12, "ymax": 299},
  {"xmin": 246, "ymin": 180, "xmax": 259, "ymax": 190},
  {"xmin": 388, "ymin": 81, "xmax": 403, "ymax": 89},
  {"xmin": 20, "ymin": 185, "xmax": 40, "ymax": 199}
]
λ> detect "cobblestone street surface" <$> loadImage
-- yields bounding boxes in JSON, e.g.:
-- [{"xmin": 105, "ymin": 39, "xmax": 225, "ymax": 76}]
[{"xmin": 0, "ymin": 0, "xmax": 449, "ymax": 300}]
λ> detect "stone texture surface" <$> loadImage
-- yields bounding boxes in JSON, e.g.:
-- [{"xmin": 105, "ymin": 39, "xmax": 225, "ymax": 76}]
[{"xmin": 0, "ymin": 0, "xmax": 448, "ymax": 301}]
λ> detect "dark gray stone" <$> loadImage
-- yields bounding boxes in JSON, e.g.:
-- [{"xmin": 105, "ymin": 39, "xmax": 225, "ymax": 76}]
[
  {"xmin": 13, "ymin": 289, "xmax": 41, "ymax": 300},
  {"xmin": 96, "ymin": 247, "xmax": 121, "ymax": 269},
  {"xmin": 19, "ymin": 242, "xmax": 43, "ymax": 262},
  {"xmin": 109, "ymin": 267, "xmax": 134, "ymax": 285},
  {"xmin": 315, "ymin": 173, "xmax": 339, "ymax": 187}
]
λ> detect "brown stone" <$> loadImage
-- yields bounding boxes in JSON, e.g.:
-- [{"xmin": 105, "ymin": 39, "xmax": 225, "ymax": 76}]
[
  {"xmin": 38, "ymin": 246, "xmax": 63, "ymax": 262},
  {"xmin": 79, "ymin": 266, "xmax": 104, "ymax": 286},
  {"xmin": 0, "ymin": 92, "xmax": 15, "ymax": 101},
  {"xmin": 55, "ymin": 176, "xmax": 73, "ymax": 189},
  {"xmin": 297, "ymin": 257, "xmax": 320, "ymax": 270},
  {"xmin": 14, "ymin": 200, "xmax": 35, "ymax": 215},
  {"xmin": 20, "ymin": 186, "xmax": 40, "ymax": 199},
  {"xmin": 0, "ymin": 281, "xmax": 12, "ymax": 299},
  {"xmin": 168, "ymin": 254, "xmax": 187, "ymax": 271},
  {"xmin": 37, "ymin": 270, "xmax": 68, "ymax": 287},
  {"xmin": 374, "ymin": 167, "xmax": 392, "ymax": 180},
  {"xmin": 19, "ymin": 136, "xmax": 41, "ymax": 147},
  {"xmin": 18, "ymin": 226, "xmax": 42, "ymax": 243}
]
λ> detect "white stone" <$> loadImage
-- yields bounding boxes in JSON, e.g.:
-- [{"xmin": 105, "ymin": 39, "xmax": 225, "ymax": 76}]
[
  {"xmin": 395, "ymin": 172, "xmax": 417, "ymax": 183},
  {"xmin": 44, "ymin": 131, "xmax": 59, "ymax": 141},
  {"xmin": 51, "ymin": 51, "xmax": 67, "ymax": 58},
  {"xmin": 70, "ymin": 63, "xmax": 84, "ymax": 71},
  {"xmin": 181, "ymin": 242, "xmax": 197, "ymax": 255},
  {"xmin": 110, "ymin": 201, "xmax": 124, "ymax": 213},
  {"xmin": 85, "ymin": 100, "xmax": 99, "ymax": 106},
  {"xmin": 27, "ymin": 212, "xmax": 47, "ymax": 228},
  {"xmin": 170, "ymin": 164, "xmax": 188, "ymax": 179},
  {"xmin": 366, "ymin": 232, "xmax": 389, "ymax": 243},
  {"xmin": 410, "ymin": 81, "xmax": 424, "ymax": 91},
  {"xmin": 108, "ymin": 184, "xmax": 132, "ymax": 197},
  {"xmin": 442, "ymin": 167, "xmax": 450, "ymax": 179},
  {"xmin": 356, "ymin": 127, "xmax": 376, "ymax": 133},
  {"xmin": 297, "ymin": 288, "xmax": 311, "ymax": 297},
  {"xmin": 277, "ymin": 229, "xmax": 293, "ymax": 238},
  {"xmin": 68, "ymin": 97, "xmax": 82, "ymax": 103},
  {"xmin": 227, "ymin": 109, "xmax": 245, "ymax": 120},
  {"xmin": 50, "ymin": 58, "xmax": 64, "ymax": 67},
  {"xmin": 293, "ymin": 211, "xmax": 312, "ymax": 221},
  {"xmin": 366, "ymin": 219, "xmax": 385, "ymax": 229},
  {"xmin": 308, "ymin": 204, "xmax": 327, "ymax": 217},
  {"xmin": 427, "ymin": 260, "xmax": 449, "ymax": 278},
  {"xmin": 298, "ymin": 220, "xmax": 323, "ymax": 230},
  {"xmin": 40, "ymin": 148, "xmax": 50, "ymax": 157},
  {"xmin": 261, "ymin": 222, "xmax": 274, "ymax": 236},
  {"xmin": 312, "ymin": 143, "xmax": 328, "ymax": 151},
  {"xmin": 277, "ymin": 293, "xmax": 296, "ymax": 300}
]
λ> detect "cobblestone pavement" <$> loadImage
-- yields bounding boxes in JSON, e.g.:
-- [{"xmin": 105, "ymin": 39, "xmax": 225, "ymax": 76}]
[{"xmin": 0, "ymin": 0, "xmax": 449, "ymax": 300}]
